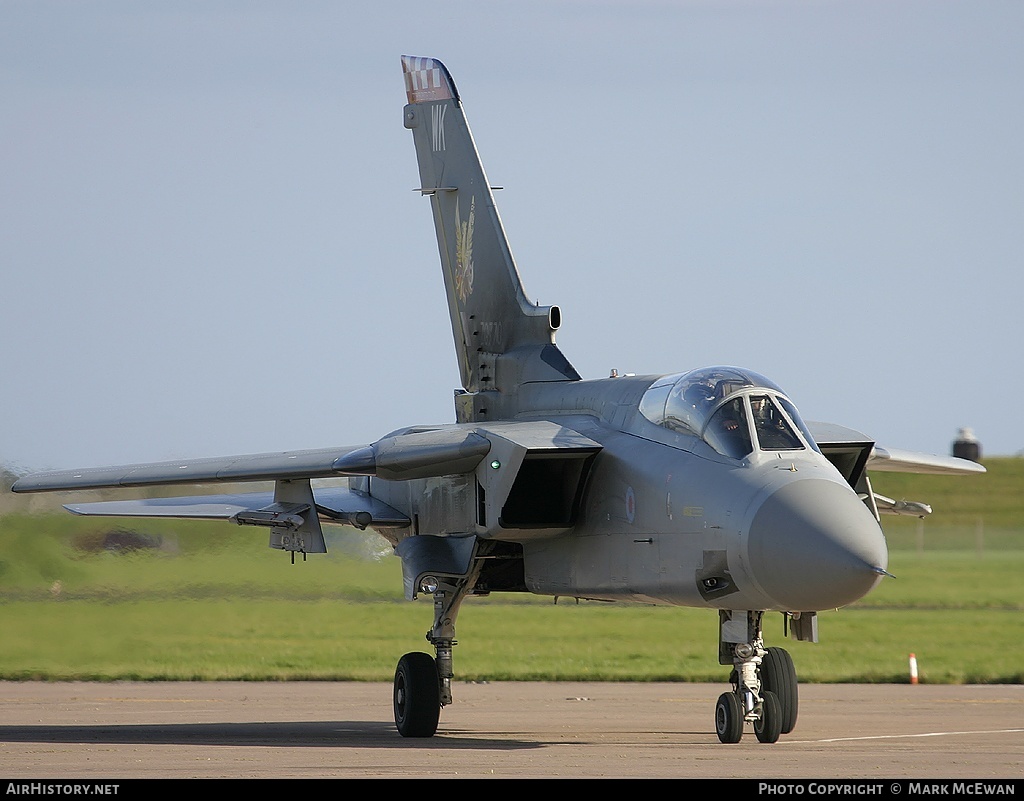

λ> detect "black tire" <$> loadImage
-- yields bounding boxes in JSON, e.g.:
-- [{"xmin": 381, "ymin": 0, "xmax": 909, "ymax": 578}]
[
  {"xmin": 754, "ymin": 690, "xmax": 782, "ymax": 744},
  {"xmin": 393, "ymin": 652, "xmax": 441, "ymax": 738},
  {"xmin": 715, "ymin": 692, "xmax": 743, "ymax": 744},
  {"xmin": 760, "ymin": 646, "xmax": 798, "ymax": 734}
]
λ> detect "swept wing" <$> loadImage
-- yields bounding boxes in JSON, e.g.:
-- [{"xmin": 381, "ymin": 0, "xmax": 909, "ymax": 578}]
[
  {"xmin": 865, "ymin": 445, "xmax": 986, "ymax": 475},
  {"xmin": 10, "ymin": 446, "xmax": 362, "ymax": 492},
  {"xmin": 808, "ymin": 420, "xmax": 985, "ymax": 518}
]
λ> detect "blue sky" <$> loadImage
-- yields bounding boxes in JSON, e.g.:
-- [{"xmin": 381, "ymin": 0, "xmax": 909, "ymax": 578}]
[{"xmin": 2, "ymin": 1, "xmax": 1021, "ymax": 472}]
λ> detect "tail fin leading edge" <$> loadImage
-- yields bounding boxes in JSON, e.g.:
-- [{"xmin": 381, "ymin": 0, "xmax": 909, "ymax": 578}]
[{"xmin": 401, "ymin": 56, "xmax": 579, "ymax": 416}]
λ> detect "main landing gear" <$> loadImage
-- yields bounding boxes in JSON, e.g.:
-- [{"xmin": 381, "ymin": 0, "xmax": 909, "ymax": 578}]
[
  {"xmin": 392, "ymin": 572, "xmax": 476, "ymax": 737},
  {"xmin": 391, "ymin": 591, "xmax": 803, "ymax": 742},
  {"xmin": 715, "ymin": 610, "xmax": 799, "ymax": 744}
]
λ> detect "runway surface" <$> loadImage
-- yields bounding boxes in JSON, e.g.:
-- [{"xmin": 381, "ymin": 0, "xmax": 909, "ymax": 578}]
[{"xmin": 0, "ymin": 681, "xmax": 1020, "ymax": 779}]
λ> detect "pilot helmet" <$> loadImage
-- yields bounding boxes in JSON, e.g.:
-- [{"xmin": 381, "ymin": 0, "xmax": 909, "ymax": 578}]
[{"xmin": 683, "ymin": 382, "xmax": 714, "ymax": 407}]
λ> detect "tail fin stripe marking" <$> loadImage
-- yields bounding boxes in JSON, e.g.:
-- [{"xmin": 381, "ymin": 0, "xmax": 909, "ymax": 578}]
[
  {"xmin": 432, "ymin": 104, "xmax": 446, "ymax": 151},
  {"xmin": 401, "ymin": 55, "xmax": 454, "ymax": 104}
]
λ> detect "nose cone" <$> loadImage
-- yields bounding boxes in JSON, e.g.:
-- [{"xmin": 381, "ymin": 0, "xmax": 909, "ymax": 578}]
[{"xmin": 747, "ymin": 478, "xmax": 888, "ymax": 610}]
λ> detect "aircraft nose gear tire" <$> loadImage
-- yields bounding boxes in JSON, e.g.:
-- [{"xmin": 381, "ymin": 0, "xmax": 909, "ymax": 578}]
[
  {"xmin": 715, "ymin": 692, "xmax": 744, "ymax": 744},
  {"xmin": 753, "ymin": 690, "xmax": 782, "ymax": 744},
  {"xmin": 760, "ymin": 646, "xmax": 798, "ymax": 734},
  {"xmin": 393, "ymin": 652, "xmax": 441, "ymax": 737}
]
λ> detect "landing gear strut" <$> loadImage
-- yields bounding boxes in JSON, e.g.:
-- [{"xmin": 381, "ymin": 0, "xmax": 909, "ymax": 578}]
[
  {"xmin": 715, "ymin": 610, "xmax": 798, "ymax": 743},
  {"xmin": 392, "ymin": 570, "xmax": 478, "ymax": 737}
]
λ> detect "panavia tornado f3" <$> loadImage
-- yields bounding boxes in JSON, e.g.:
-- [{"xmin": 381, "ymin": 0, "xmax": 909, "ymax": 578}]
[{"xmin": 13, "ymin": 56, "xmax": 985, "ymax": 744}]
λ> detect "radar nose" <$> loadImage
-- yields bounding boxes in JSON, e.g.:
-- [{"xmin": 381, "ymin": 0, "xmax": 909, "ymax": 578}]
[{"xmin": 747, "ymin": 478, "xmax": 888, "ymax": 611}]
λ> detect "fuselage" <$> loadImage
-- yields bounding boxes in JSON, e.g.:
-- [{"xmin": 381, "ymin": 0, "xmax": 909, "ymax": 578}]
[{"xmin": 504, "ymin": 370, "xmax": 889, "ymax": 614}]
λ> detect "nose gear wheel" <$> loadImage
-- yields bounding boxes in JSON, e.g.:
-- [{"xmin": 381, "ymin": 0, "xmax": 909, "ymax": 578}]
[{"xmin": 715, "ymin": 610, "xmax": 797, "ymax": 744}]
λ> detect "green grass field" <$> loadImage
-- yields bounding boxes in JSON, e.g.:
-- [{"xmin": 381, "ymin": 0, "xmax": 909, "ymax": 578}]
[{"xmin": 0, "ymin": 458, "xmax": 1020, "ymax": 684}]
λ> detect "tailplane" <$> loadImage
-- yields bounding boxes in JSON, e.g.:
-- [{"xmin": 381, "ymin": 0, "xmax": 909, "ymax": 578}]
[{"xmin": 401, "ymin": 56, "xmax": 579, "ymax": 421}]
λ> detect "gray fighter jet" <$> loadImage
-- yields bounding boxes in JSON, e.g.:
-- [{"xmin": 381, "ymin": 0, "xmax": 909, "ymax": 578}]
[{"xmin": 13, "ymin": 56, "xmax": 985, "ymax": 744}]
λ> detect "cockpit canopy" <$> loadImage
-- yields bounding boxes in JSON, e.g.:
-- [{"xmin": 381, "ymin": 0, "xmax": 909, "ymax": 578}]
[{"xmin": 638, "ymin": 366, "xmax": 819, "ymax": 460}]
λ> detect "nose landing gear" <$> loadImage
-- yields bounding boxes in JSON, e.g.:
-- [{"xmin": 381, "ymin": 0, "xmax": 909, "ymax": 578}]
[{"xmin": 715, "ymin": 610, "xmax": 798, "ymax": 744}]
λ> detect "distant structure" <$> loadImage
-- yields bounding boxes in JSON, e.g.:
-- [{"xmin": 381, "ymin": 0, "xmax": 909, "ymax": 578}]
[{"xmin": 952, "ymin": 427, "xmax": 982, "ymax": 462}]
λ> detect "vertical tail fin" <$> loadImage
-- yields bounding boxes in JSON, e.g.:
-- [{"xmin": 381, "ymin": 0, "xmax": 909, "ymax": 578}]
[{"xmin": 401, "ymin": 56, "xmax": 579, "ymax": 419}]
